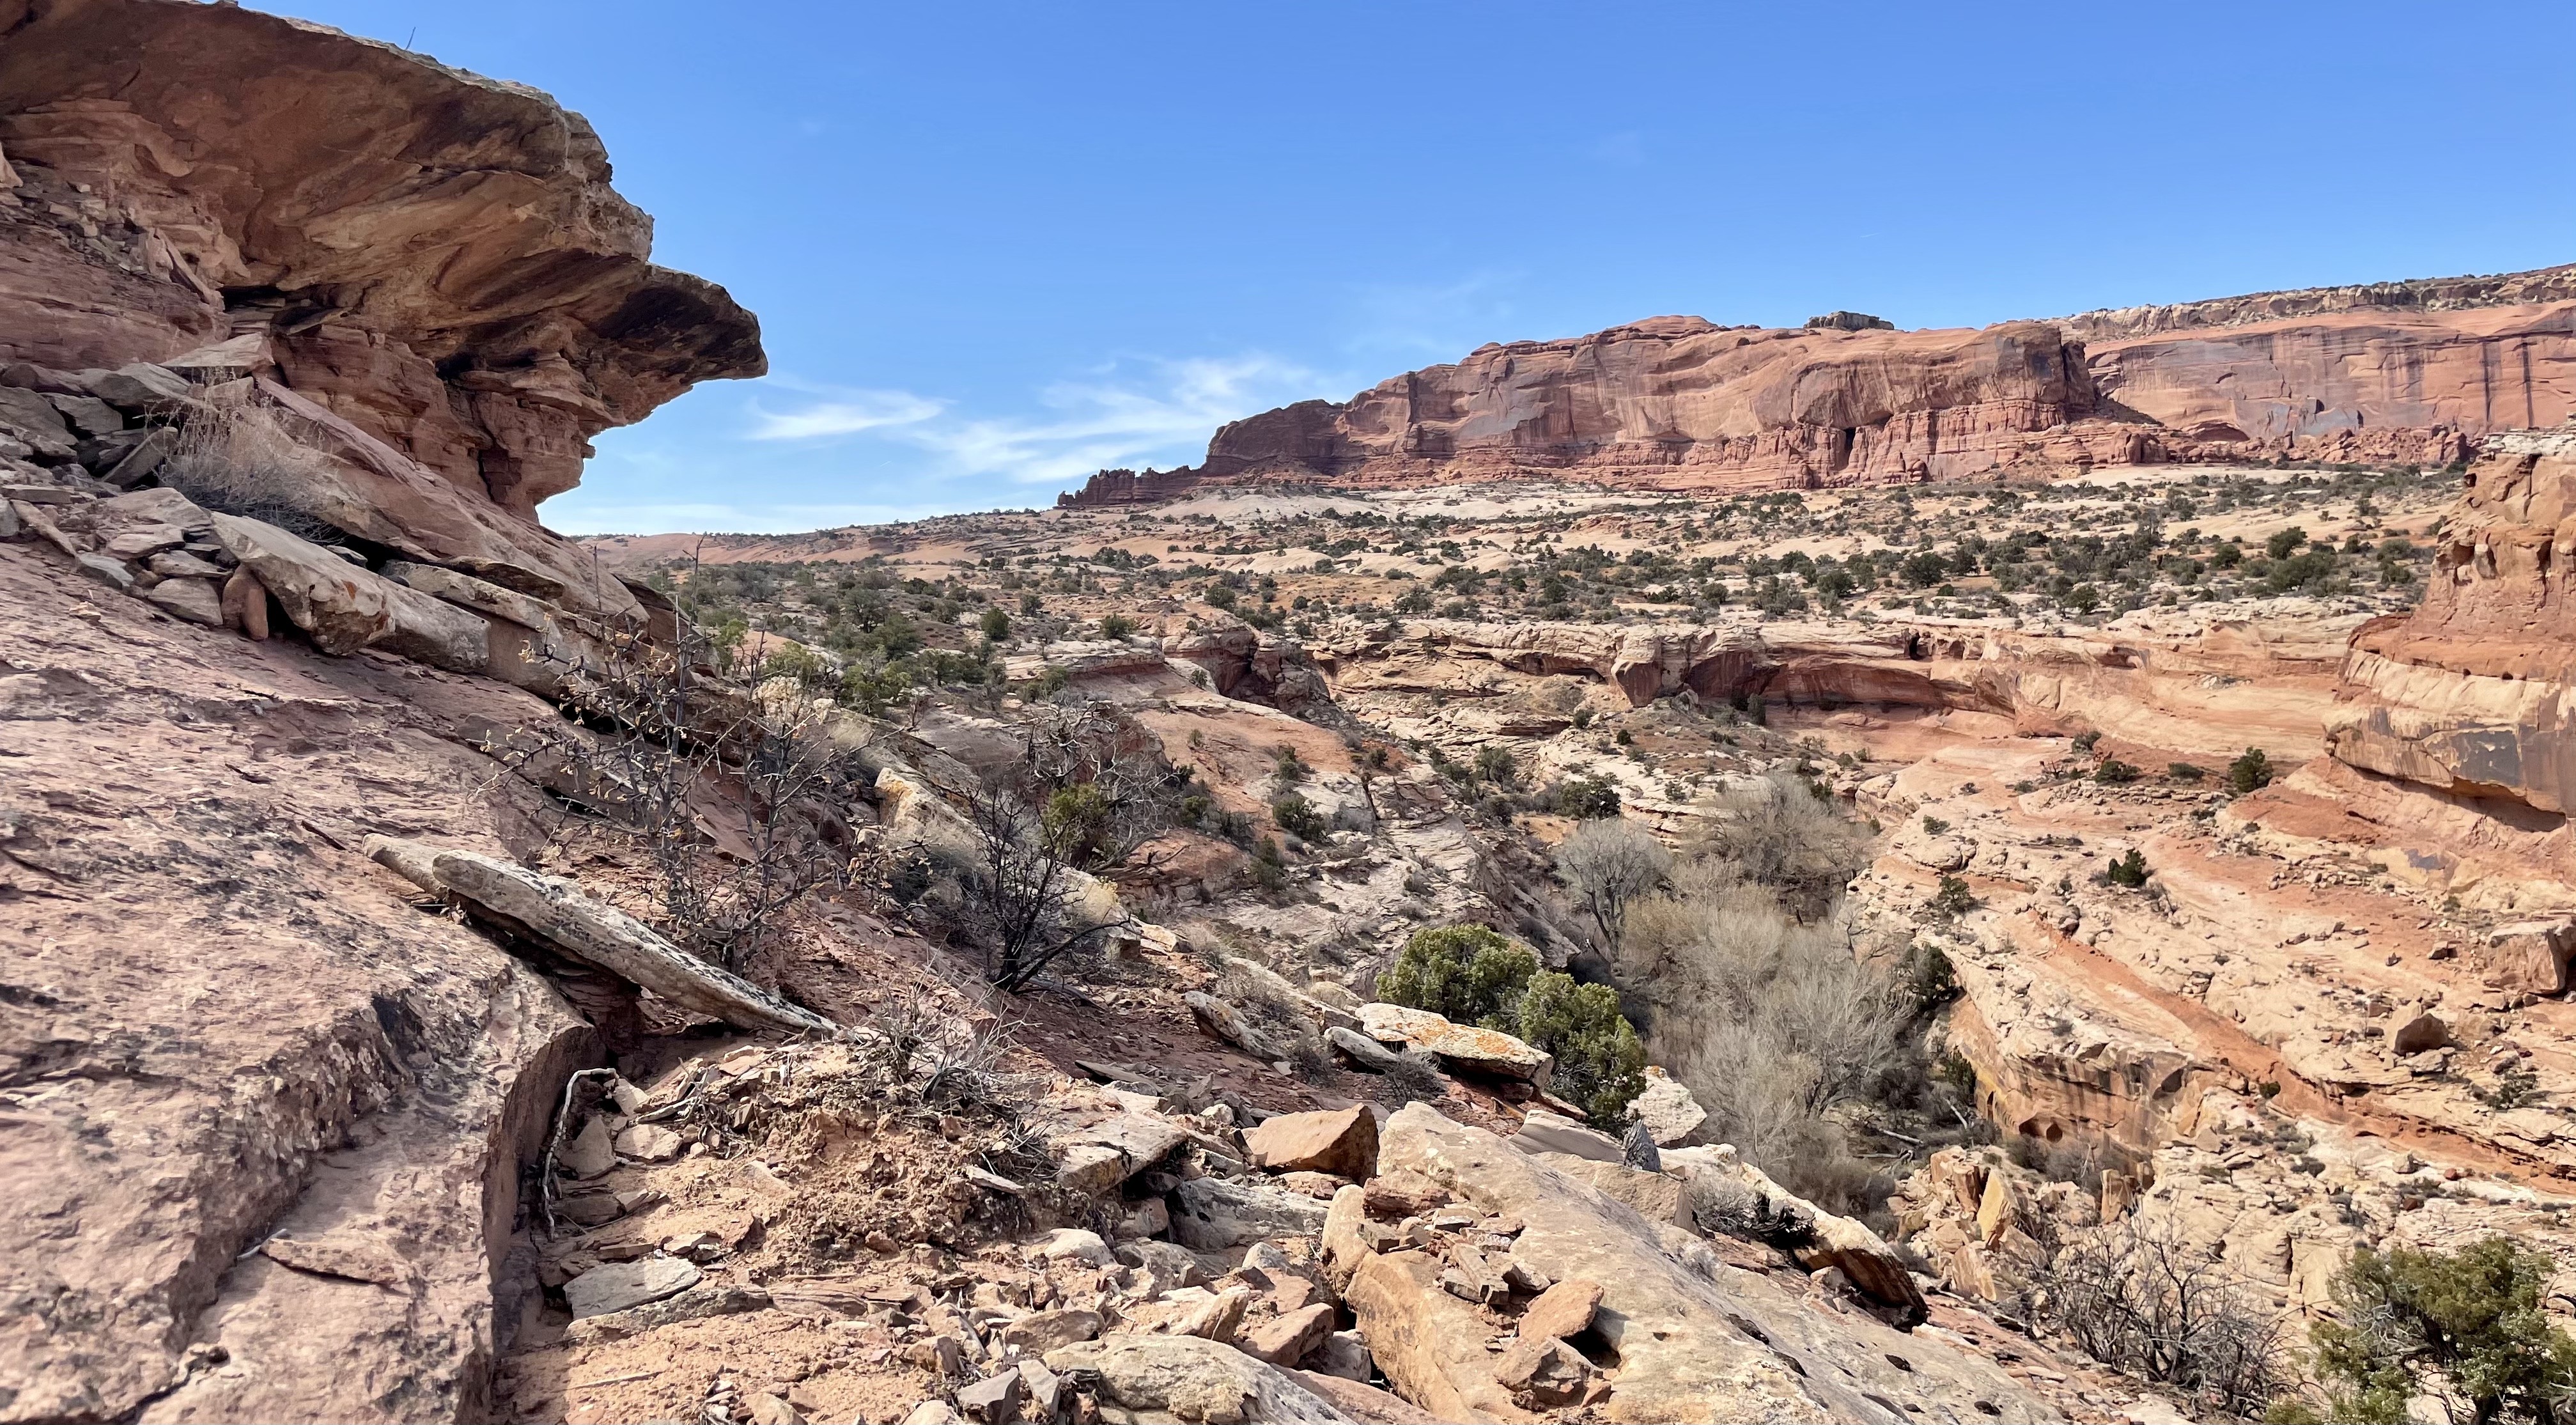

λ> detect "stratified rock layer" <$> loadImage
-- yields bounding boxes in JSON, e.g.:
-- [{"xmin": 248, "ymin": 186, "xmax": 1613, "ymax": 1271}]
[{"xmin": 1062, "ymin": 264, "xmax": 2576, "ymax": 506}]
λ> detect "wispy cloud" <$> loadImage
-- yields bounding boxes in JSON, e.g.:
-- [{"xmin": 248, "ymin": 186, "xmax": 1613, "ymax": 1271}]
[
  {"xmin": 746, "ymin": 388, "xmax": 943, "ymax": 439},
  {"xmin": 742, "ymin": 352, "xmax": 1333, "ymax": 487},
  {"xmin": 1338, "ymin": 269, "xmax": 1527, "ymax": 361}
]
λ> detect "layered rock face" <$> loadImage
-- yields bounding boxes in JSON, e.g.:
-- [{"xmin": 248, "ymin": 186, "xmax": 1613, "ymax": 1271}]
[
  {"xmin": 1064, "ymin": 316, "xmax": 2118, "ymax": 505},
  {"xmin": 0, "ymin": 0, "xmax": 761, "ymax": 521},
  {"xmin": 2331, "ymin": 431, "xmax": 2576, "ymax": 802},
  {"xmin": 1064, "ymin": 264, "xmax": 2576, "ymax": 506}
]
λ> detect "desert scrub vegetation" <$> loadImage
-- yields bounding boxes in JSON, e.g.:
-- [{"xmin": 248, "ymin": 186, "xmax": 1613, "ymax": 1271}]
[
  {"xmin": 1373, "ymin": 923, "xmax": 1648, "ymax": 1125},
  {"xmin": 2271, "ymin": 1236, "xmax": 2576, "ymax": 1425},
  {"xmin": 1608, "ymin": 771, "xmax": 1972, "ymax": 1217},
  {"xmin": 2015, "ymin": 1219, "xmax": 2293, "ymax": 1421},
  {"xmin": 493, "ymin": 619, "xmax": 873, "ymax": 974}
]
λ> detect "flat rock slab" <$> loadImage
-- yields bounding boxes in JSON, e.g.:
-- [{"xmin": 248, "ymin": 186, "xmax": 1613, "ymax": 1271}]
[
  {"xmin": 1510, "ymin": 1108, "xmax": 1622, "ymax": 1163},
  {"xmin": 1358, "ymin": 1002, "xmax": 1550, "ymax": 1082},
  {"xmin": 1171, "ymin": 1177, "xmax": 1330, "ymax": 1249},
  {"xmin": 1044, "ymin": 1334, "xmax": 1355, "ymax": 1424},
  {"xmin": 564, "ymin": 1257, "xmax": 701, "ymax": 1318}
]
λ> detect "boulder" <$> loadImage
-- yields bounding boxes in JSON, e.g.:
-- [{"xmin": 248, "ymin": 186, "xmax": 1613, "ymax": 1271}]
[
  {"xmin": 1188, "ymin": 990, "xmax": 1292, "ymax": 1062},
  {"xmin": 956, "ymin": 1368, "xmax": 1021, "ymax": 1424},
  {"xmin": 2478, "ymin": 920, "xmax": 2574, "ymax": 995},
  {"xmin": 1171, "ymin": 1177, "xmax": 1330, "ymax": 1250},
  {"xmin": 1358, "ymin": 1003, "xmax": 1551, "ymax": 1083},
  {"xmin": 1027, "ymin": 1091, "xmax": 1186, "ymax": 1194},
  {"xmin": 1291, "ymin": 1371, "xmax": 1437, "ymax": 1425},
  {"xmin": 563, "ymin": 1258, "xmax": 701, "ymax": 1318},
  {"xmin": 1345, "ymin": 1250, "xmax": 1534, "ymax": 1422},
  {"xmin": 1493, "ymin": 1336, "xmax": 1594, "ymax": 1406},
  {"xmin": 2389, "ymin": 1008, "xmax": 2451, "ymax": 1055},
  {"xmin": 1375, "ymin": 1103, "xmax": 2045, "ymax": 1422},
  {"xmin": 48, "ymin": 392, "xmax": 122, "ymax": 437},
  {"xmin": 1029, "ymin": 1228, "xmax": 1116, "ymax": 1268},
  {"xmin": 208, "ymin": 513, "xmax": 394, "ymax": 655},
  {"xmin": 144, "ymin": 576, "xmax": 223, "ymax": 626},
  {"xmin": 613, "ymin": 1124, "xmax": 685, "ymax": 1162},
  {"xmin": 1516, "ymin": 1278, "xmax": 1602, "ymax": 1343},
  {"xmin": 1631, "ymin": 1067, "xmax": 1709, "ymax": 1147},
  {"xmin": 86, "ymin": 363, "xmax": 190, "ymax": 412},
  {"xmin": 1245, "ymin": 1105, "xmax": 1378, "ymax": 1179},
  {"xmin": 1325, "ymin": 1025, "xmax": 1427, "ymax": 1077},
  {"xmin": 1545, "ymin": 1156, "xmax": 1689, "ymax": 1226},
  {"xmin": 1043, "ymin": 1334, "xmax": 1357, "ymax": 1425},
  {"xmin": 74, "ymin": 552, "xmax": 132, "ymax": 591},
  {"xmin": 559, "ymin": 1117, "xmax": 616, "ymax": 1180},
  {"xmin": 1318, "ymin": 1185, "xmax": 1374, "ymax": 1291},
  {"xmin": 1239, "ymin": 1302, "xmax": 1335, "ymax": 1366}
]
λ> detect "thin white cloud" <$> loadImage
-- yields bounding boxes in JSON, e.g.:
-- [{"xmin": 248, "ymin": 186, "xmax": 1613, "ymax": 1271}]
[
  {"xmin": 742, "ymin": 352, "xmax": 1333, "ymax": 488},
  {"xmin": 745, "ymin": 388, "xmax": 943, "ymax": 440}
]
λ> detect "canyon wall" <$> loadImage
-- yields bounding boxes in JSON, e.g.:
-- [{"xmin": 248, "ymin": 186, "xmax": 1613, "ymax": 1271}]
[
  {"xmin": 1065, "ymin": 264, "xmax": 2576, "ymax": 506},
  {"xmin": 0, "ymin": 0, "xmax": 763, "ymax": 522}
]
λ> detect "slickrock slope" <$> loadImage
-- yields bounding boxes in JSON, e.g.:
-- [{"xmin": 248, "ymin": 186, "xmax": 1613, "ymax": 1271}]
[
  {"xmin": 0, "ymin": 0, "xmax": 763, "ymax": 526},
  {"xmin": 0, "ymin": 540, "xmax": 603, "ymax": 1422}
]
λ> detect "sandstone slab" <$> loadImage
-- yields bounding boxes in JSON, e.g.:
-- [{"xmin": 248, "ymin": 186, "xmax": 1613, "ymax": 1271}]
[
  {"xmin": 1245, "ymin": 1105, "xmax": 1379, "ymax": 1178},
  {"xmin": 564, "ymin": 1257, "xmax": 701, "ymax": 1318},
  {"xmin": 1171, "ymin": 1177, "xmax": 1330, "ymax": 1250},
  {"xmin": 1376, "ymin": 1103, "xmax": 2049, "ymax": 1422},
  {"xmin": 1359, "ymin": 1002, "xmax": 1550, "ymax": 1082},
  {"xmin": 1043, "ymin": 1334, "xmax": 1356, "ymax": 1424}
]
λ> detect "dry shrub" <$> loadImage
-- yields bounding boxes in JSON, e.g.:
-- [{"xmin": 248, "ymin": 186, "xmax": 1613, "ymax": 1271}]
[
  {"xmin": 1216, "ymin": 955, "xmax": 1333, "ymax": 1079},
  {"xmin": 1620, "ymin": 851, "xmax": 1910, "ymax": 1213},
  {"xmin": 155, "ymin": 400, "xmax": 346, "ymax": 541},
  {"xmin": 1684, "ymin": 771, "xmax": 1870, "ymax": 919}
]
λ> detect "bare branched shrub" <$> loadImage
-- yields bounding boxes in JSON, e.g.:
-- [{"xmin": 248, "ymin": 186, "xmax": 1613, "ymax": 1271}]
[
  {"xmin": 1686, "ymin": 771, "xmax": 1870, "ymax": 919},
  {"xmin": 1216, "ymin": 956, "xmax": 1332, "ymax": 1079},
  {"xmin": 1555, "ymin": 816, "xmax": 1672, "ymax": 951},
  {"xmin": 1623, "ymin": 857, "xmax": 1909, "ymax": 1211},
  {"xmin": 155, "ymin": 401, "xmax": 345, "ymax": 541},
  {"xmin": 936, "ymin": 699, "xmax": 1186, "ymax": 992},
  {"xmin": 2022, "ymin": 1220, "xmax": 2293, "ymax": 1420},
  {"xmin": 495, "ymin": 623, "xmax": 869, "ymax": 971}
]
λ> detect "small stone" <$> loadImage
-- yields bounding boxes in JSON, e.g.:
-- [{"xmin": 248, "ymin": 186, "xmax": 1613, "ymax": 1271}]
[
  {"xmin": 956, "ymin": 1367, "xmax": 1022, "ymax": 1423},
  {"xmin": 742, "ymin": 1390, "xmax": 802, "ymax": 1425},
  {"xmin": 1621, "ymin": 1121, "xmax": 1662, "ymax": 1172},
  {"xmin": 559, "ymin": 1117, "xmax": 616, "ymax": 1180},
  {"xmin": 997, "ymin": 1307, "xmax": 1099, "ymax": 1355},
  {"xmin": 146, "ymin": 577, "xmax": 224, "ymax": 626},
  {"xmin": 74, "ymin": 552, "xmax": 132, "ymax": 591},
  {"xmin": 905, "ymin": 1403, "xmax": 962, "ymax": 1425},
  {"xmin": 908, "ymin": 1335, "xmax": 965, "ymax": 1376}
]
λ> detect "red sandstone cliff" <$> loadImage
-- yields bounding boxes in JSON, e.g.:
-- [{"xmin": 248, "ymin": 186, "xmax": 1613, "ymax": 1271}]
[
  {"xmin": 1063, "ymin": 265, "xmax": 2576, "ymax": 507},
  {"xmin": 0, "ymin": 0, "xmax": 763, "ymax": 522}
]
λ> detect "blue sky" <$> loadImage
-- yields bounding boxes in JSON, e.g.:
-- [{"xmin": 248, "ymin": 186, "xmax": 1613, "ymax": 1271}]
[{"xmin": 284, "ymin": 1, "xmax": 2576, "ymax": 534}]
